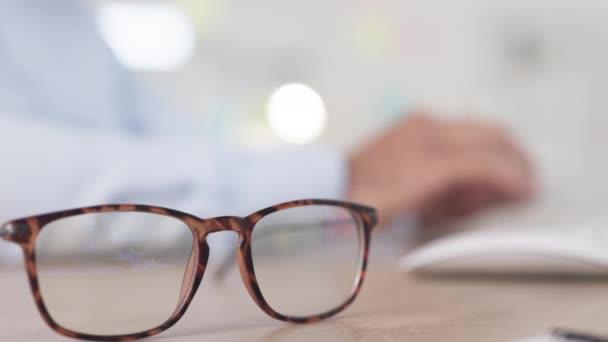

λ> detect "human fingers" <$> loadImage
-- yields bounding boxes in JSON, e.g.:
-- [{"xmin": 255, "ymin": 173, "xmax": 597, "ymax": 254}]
[
  {"xmin": 418, "ymin": 185, "xmax": 498, "ymax": 224},
  {"xmin": 437, "ymin": 149, "xmax": 535, "ymax": 200}
]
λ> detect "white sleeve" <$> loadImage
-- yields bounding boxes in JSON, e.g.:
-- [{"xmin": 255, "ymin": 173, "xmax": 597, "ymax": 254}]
[{"xmin": 0, "ymin": 115, "xmax": 349, "ymax": 220}]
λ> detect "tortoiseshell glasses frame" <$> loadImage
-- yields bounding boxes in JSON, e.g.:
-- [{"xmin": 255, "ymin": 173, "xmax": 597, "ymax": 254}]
[{"xmin": 0, "ymin": 199, "xmax": 378, "ymax": 341}]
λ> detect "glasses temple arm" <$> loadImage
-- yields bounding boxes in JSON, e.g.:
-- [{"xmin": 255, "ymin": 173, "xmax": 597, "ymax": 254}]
[
  {"xmin": 0, "ymin": 222, "xmax": 24, "ymax": 243},
  {"xmin": 0, "ymin": 225, "xmax": 9, "ymax": 241}
]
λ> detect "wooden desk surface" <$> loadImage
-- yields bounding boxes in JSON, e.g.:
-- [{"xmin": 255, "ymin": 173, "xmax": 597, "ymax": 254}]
[{"xmin": 2, "ymin": 228, "xmax": 608, "ymax": 342}]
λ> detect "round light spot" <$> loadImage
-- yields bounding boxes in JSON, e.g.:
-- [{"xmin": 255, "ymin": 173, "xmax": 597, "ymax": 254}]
[
  {"xmin": 266, "ymin": 83, "xmax": 327, "ymax": 144},
  {"xmin": 98, "ymin": 2, "xmax": 196, "ymax": 71}
]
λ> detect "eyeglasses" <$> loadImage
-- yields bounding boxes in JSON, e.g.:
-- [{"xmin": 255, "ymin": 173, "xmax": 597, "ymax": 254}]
[{"xmin": 0, "ymin": 199, "xmax": 377, "ymax": 341}]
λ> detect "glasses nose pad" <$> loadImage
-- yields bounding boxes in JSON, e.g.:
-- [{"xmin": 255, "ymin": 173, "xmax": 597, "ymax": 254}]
[
  {"xmin": 179, "ymin": 251, "xmax": 197, "ymax": 301},
  {"xmin": 235, "ymin": 234, "xmax": 266, "ymax": 309},
  {"xmin": 178, "ymin": 240, "xmax": 209, "ymax": 305}
]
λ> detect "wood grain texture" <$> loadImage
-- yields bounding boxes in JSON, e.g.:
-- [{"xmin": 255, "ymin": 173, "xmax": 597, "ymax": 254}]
[{"xmin": 2, "ymin": 252, "xmax": 608, "ymax": 342}]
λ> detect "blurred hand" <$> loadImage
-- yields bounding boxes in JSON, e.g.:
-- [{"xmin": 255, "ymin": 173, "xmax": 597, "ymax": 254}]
[{"xmin": 348, "ymin": 113, "xmax": 535, "ymax": 224}]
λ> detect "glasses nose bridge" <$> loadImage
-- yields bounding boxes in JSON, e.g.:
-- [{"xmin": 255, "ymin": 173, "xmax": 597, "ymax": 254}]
[{"xmin": 201, "ymin": 216, "xmax": 248, "ymax": 236}]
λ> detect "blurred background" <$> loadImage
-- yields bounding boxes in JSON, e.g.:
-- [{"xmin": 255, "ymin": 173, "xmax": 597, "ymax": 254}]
[
  {"xmin": 87, "ymin": 0, "xmax": 608, "ymax": 197},
  {"xmin": 3, "ymin": 0, "xmax": 608, "ymax": 265}
]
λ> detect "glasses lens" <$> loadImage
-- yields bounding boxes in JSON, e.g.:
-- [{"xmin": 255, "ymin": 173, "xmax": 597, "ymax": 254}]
[
  {"xmin": 35, "ymin": 212, "xmax": 195, "ymax": 336},
  {"xmin": 251, "ymin": 205, "xmax": 363, "ymax": 317}
]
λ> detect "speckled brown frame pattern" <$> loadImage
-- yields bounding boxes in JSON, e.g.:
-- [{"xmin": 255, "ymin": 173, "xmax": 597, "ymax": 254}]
[{"xmin": 0, "ymin": 199, "xmax": 378, "ymax": 341}]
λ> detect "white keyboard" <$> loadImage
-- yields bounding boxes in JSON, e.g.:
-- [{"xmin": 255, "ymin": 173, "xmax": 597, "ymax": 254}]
[{"xmin": 401, "ymin": 196, "xmax": 608, "ymax": 275}]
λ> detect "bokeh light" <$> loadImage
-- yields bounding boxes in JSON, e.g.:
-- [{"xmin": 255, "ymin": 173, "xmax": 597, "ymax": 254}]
[
  {"xmin": 98, "ymin": 2, "xmax": 196, "ymax": 71},
  {"xmin": 266, "ymin": 83, "xmax": 327, "ymax": 145}
]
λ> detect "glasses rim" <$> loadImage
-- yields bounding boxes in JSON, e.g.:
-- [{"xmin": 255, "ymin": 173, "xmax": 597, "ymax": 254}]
[{"xmin": 1, "ymin": 199, "xmax": 378, "ymax": 341}]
